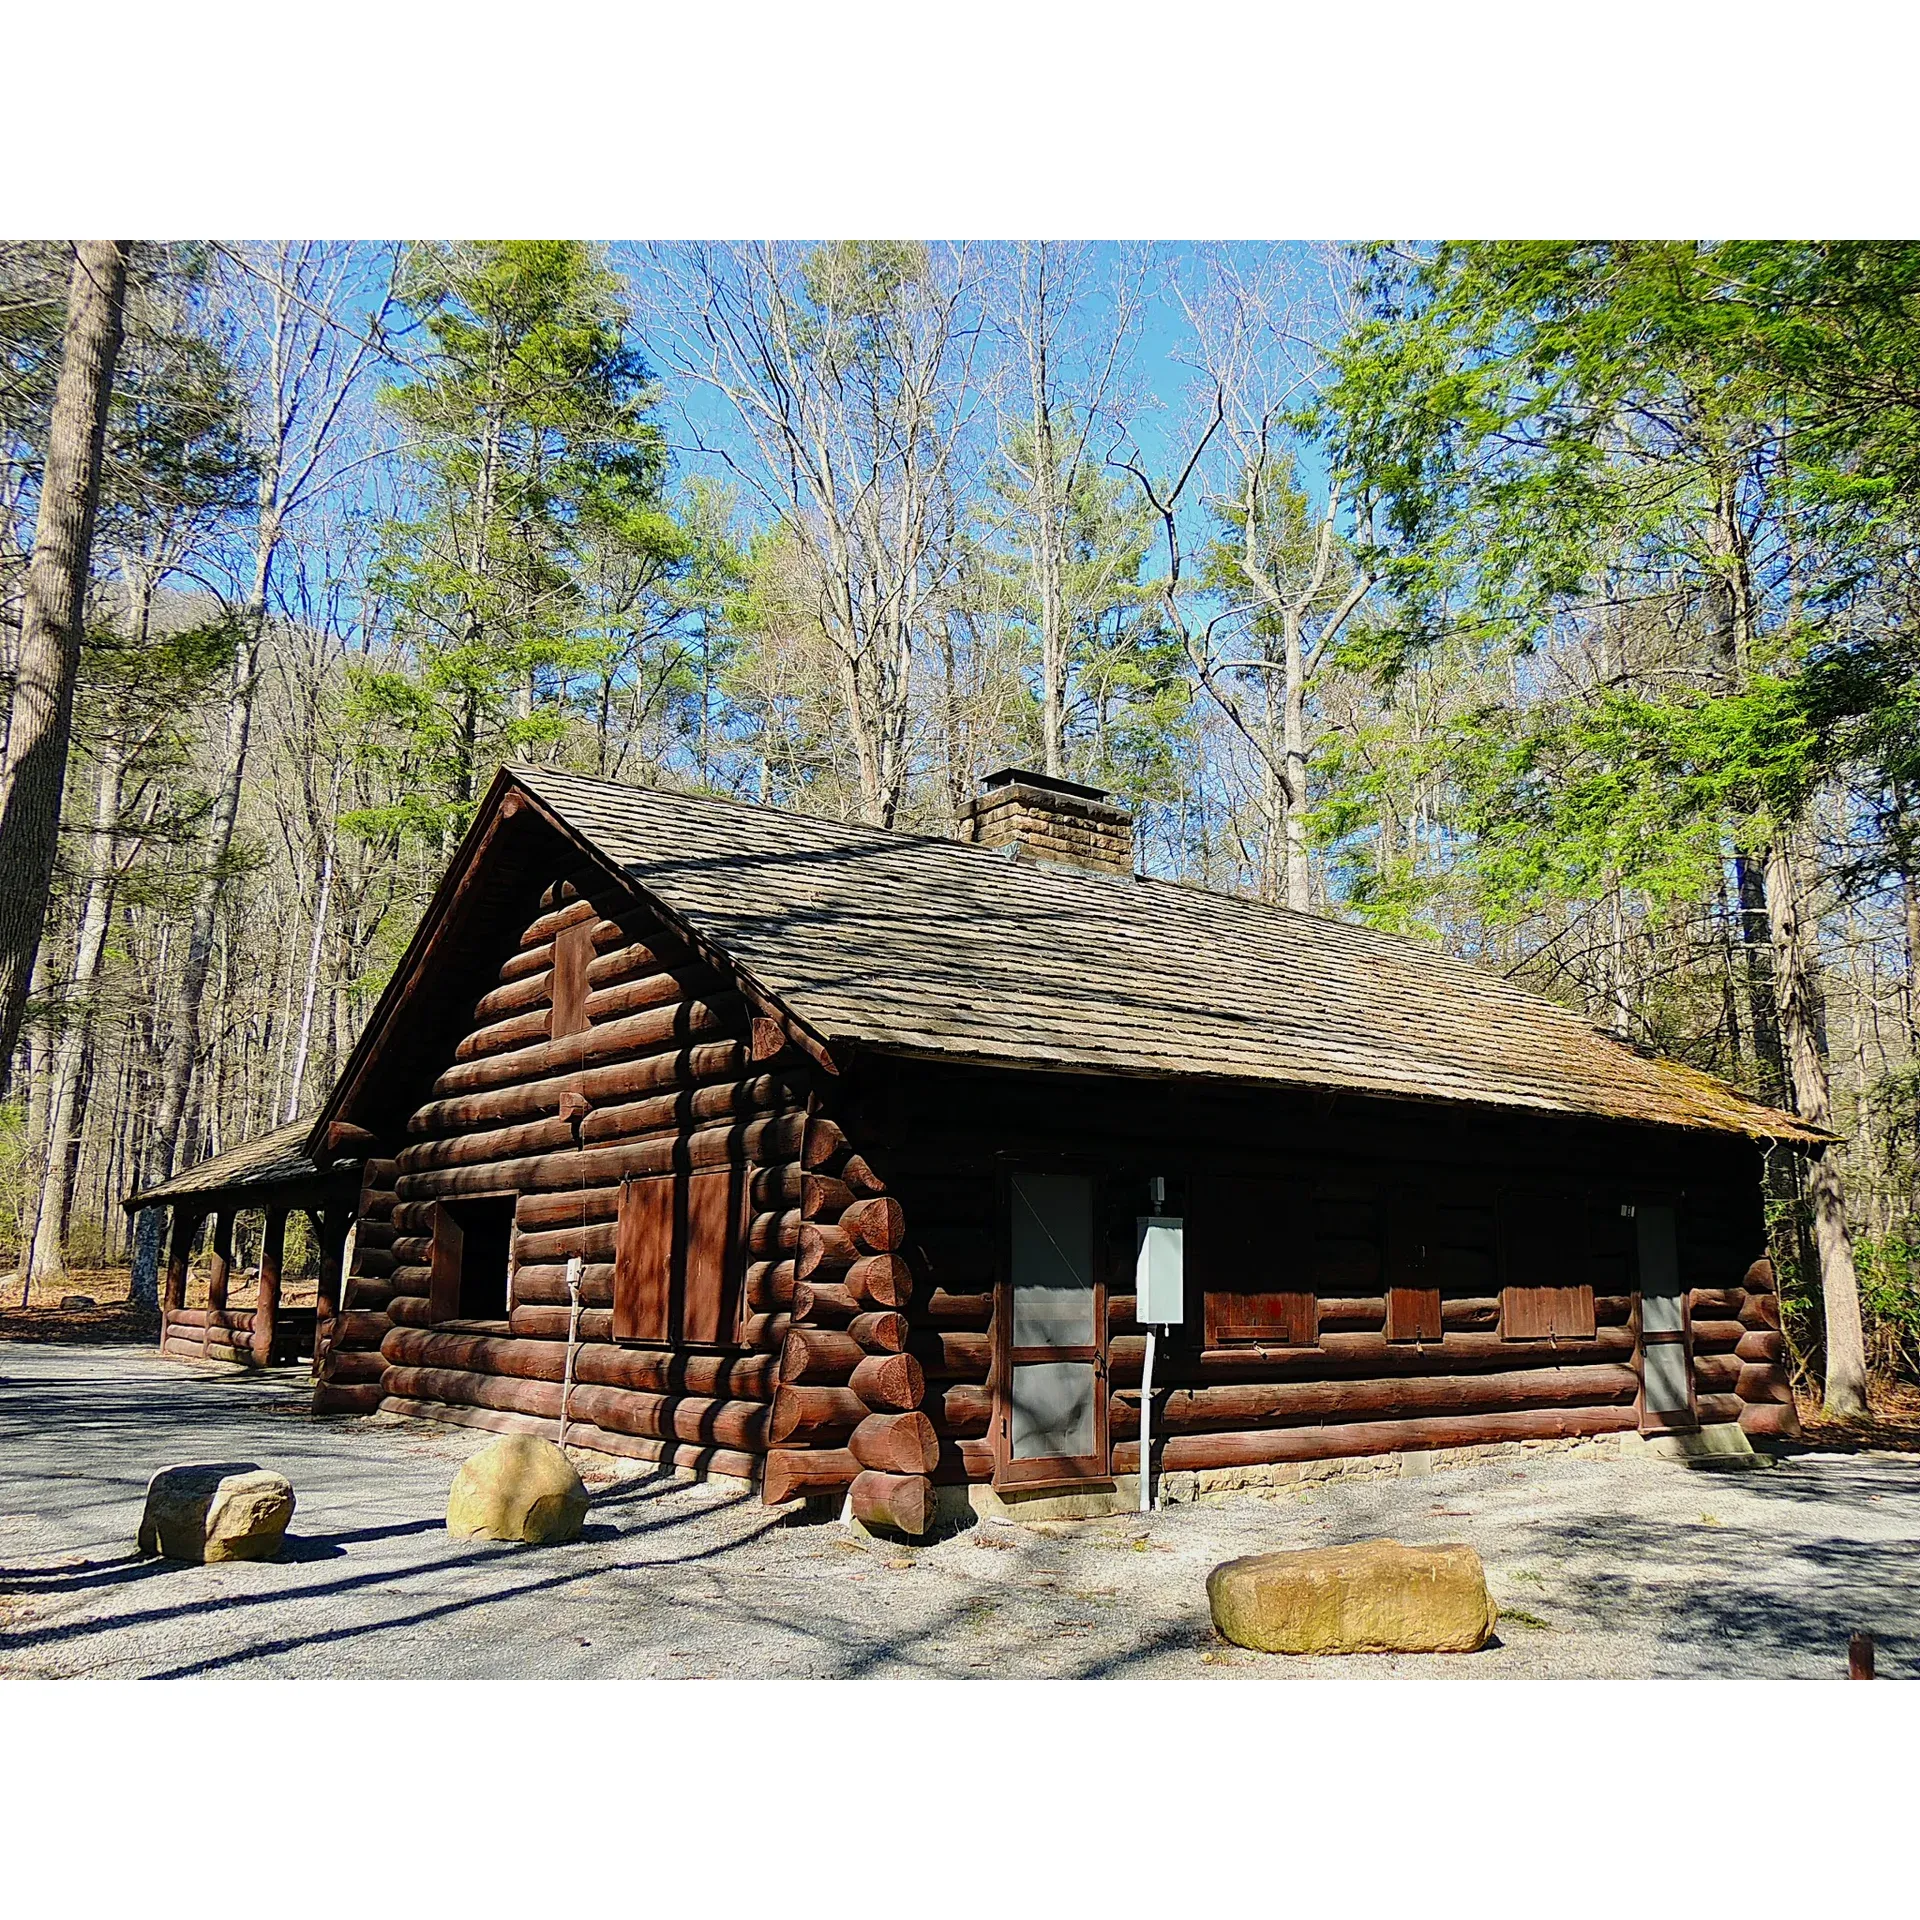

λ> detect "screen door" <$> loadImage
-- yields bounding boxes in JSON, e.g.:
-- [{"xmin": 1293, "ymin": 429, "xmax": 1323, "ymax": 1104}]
[
  {"xmin": 1635, "ymin": 1204, "xmax": 1696, "ymax": 1429},
  {"xmin": 996, "ymin": 1171, "xmax": 1110, "ymax": 1488}
]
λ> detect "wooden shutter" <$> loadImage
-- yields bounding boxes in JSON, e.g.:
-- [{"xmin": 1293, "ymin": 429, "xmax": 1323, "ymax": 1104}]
[
  {"xmin": 1500, "ymin": 1190, "xmax": 1596, "ymax": 1345},
  {"xmin": 551, "ymin": 918, "xmax": 594, "ymax": 1039},
  {"xmin": 1384, "ymin": 1188, "xmax": 1440, "ymax": 1344},
  {"xmin": 1196, "ymin": 1175, "xmax": 1318, "ymax": 1349},
  {"xmin": 612, "ymin": 1175, "xmax": 673, "ymax": 1343},
  {"xmin": 680, "ymin": 1167, "xmax": 745, "ymax": 1346},
  {"xmin": 429, "ymin": 1201, "xmax": 463, "ymax": 1324}
]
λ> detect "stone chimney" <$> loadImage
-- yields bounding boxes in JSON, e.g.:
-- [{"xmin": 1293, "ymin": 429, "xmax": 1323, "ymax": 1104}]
[{"xmin": 957, "ymin": 768, "xmax": 1135, "ymax": 876}]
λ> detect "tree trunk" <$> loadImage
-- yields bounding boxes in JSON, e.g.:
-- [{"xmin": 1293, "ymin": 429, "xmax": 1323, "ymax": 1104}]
[
  {"xmin": 1765, "ymin": 832, "xmax": 1870, "ymax": 1419},
  {"xmin": 26, "ymin": 746, "xmax": 125, "ymax": 1290},
  {"xmin": 0, "ymin": 241, "xmax": 130, "ymax": 1090}
]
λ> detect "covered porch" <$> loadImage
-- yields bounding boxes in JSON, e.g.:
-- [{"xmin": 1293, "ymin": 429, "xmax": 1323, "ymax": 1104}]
[{"xmin": 124, "ymin": 1121, "xmax": 360, "ymax": 1376}]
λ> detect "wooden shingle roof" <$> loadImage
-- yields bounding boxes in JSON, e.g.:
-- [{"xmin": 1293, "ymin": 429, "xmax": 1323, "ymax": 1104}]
[
  {"xmin": 125, "ymin": 1119, "xmax": 325, "ymax": 1210},
  {"xmin": 512, "ymin": 764, "xmax": 1820, "ymax": 1145}
]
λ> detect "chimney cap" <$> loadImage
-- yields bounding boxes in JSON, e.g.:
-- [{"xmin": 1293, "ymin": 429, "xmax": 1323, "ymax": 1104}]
[{"xmin": 980, "ymin": 766, "xmax": 1113, "ymax": 804}]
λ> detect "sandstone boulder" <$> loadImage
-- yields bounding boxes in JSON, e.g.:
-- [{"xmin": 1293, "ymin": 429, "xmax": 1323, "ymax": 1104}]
[
  {"xmin": 1207, "ymin": 1538, "xmax": 1495, "ymax": 1655},
  {"xmin": 446, "ymin": 1435, "xmax": 589, "ymax": 1545},
  {"xmin": 59, "ymin": 1294, "xmax": 97, "ymax": 1310},
  {"xmin": 138, "ymin": 1463, "xmax": 295, "ymax": 1564}
]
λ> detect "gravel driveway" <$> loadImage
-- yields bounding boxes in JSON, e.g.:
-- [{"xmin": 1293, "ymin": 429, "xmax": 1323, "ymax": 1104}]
[{"xmin": 2, "ymin": 1342, "xmax": 1913, "ymax": 1679}]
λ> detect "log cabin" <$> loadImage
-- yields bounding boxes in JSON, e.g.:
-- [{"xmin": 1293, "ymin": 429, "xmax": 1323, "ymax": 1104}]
[{"xmin": 129, "ymin": 762, "xmax": 1818, "ymax": 1535}]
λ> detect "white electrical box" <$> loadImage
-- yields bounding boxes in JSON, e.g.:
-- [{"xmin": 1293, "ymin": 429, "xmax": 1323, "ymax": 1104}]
[{"xmin": 1135, "ymin": 1216, "xmax": 1185, "ymax": 1325}]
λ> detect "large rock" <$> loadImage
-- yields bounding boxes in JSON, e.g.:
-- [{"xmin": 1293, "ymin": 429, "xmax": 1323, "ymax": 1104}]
[
  {"xmin": 446, "ymin": 1435, "xmax": 589, "ymax": 1545},
  {"xmin": 1207, "ymin": 1538, "xmax": 1495, "ymax": 1655},
  {"xmin": 138, "ymin": 1463, "xmax": 295, "ymax": 1564}
]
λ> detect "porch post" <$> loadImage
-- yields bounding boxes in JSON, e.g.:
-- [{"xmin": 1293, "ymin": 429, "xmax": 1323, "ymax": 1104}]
[
  {"xmin": 207, "ymin": 1208, "xmax": 235, "ymax": 1315},
  {"xmin": 254, "ymin": 1206, "xmax": 287, "ymax": 1366}
]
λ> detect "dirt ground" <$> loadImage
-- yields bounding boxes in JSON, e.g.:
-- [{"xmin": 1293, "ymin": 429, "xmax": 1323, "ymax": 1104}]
[
  {"xmin": 2, "ymin": 1341, "xmax": 1916, "ymax": 1680},
  {"xmin": 0, "ymin": 1260, "xmax": 318, "ymax": 1346}
]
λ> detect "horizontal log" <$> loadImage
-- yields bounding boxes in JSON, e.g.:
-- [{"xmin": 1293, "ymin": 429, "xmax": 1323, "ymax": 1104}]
[
  {"xmin": 585, "ymin": 939, "xmax": 678, "ymax": 987},
  {"xmin": 578, "ymin": 1073, "xmax": 795, "ymax": 1147},
  {"xmin": 744, "ymin": 1259, "xmax": 797, "ymax": 1313},
  {"xmin": 395, "ymin": 1112, "xmax": 806, "ymax": 1202},
  {"xmin": 313, "ymin": 1381, "xmax": 384, "ymax": 1415},
  {"xmin": 513, "ymin": 1221, "xmax": 617, "ymax": 1265},
  {"xmin": 932, "ymin": 1437, "xmax": 995, "ymax": 1486},
  {"xmin": 762, "ymin": 1448, "xmax": 859, "ymax": 1504},
  {"xmin": 380, "ymin": 1394, "xmax": 760, "ymax": 1481},
  {"xmin": 1739, "ymin": 1401, "xmax": 1802, "ymax": 1439},
  {"xmin": 750, "ymin": 1208, "xmax": 803, "ymax": 1257},
  {"xmin": 1696, "ymin": 1393, "xmax": 1745, "ymax": 1425},
  {"xmin": 381, "ymin": 1363, "xmax": 772, "ymax": 1451},
  {"xmin": 498, "ymin": 941, "xmax": 554, "ymax": 984},
  {"xmin": 585, "ymin": 965, "xmax": 723, "ymax": 1023},
  {"xmin": 427, "ymin": 995, "xmax": 747, "ymax": 1102},
  {"xmin": 513, "ymin": 1188, "xmax": 625, "ymax": 1232},
  {"xmin": 1736, "ymin": 1328, "xmax": 1786, "ymax": 1365},
  {"xmin": 333, "ymin": 1309, "xmax": 392, "ymax": 1347},
  {"xmin": 922, "ymin": 1288, "xmax": 991, "ymax": 1327},
  {"xmin": 1689, "ymin": 1287, "xmax": 1745, "ymax": 1314},
  {"xmin": 850, "ymin": 1351, "xmax": 925, "ymax": 1412},
  {"xmin": 1692, "ymin": 1353, "xmax": 1744, "ymax": 1395},
  {"xmin": 796, "ymin": 1223, "xmax": 857, "ymax": 1278},
  {"xmin": 908, "ymin": 1331, "xmax": 990, "ymax": 1381},
  {"xmin": 1111, "ymin": 1404, "xmax": 1638, "ymax": 1474},
  {"xmin": 381, "ymin": 1327, "xmax": 778, "ymax": 1401},
  {"xmin": 519, "ymin": 899, "xmax": 601, "ymax": 947},
  {"xmin": 329, "ymin": 1348, "xmax": 389, "ymax": 1385},
  {"xmin": 474, "ymin": 967, "xmax": 553, "ymax": 1021},
  {"xmin": 510, "ymin": 1305, "xmax": 614, "ymax": 1342},
  {"xmin": 849, "ymin": 1471, "xmax": 935, "ymax": 1538},
  {"xmin": 780, "ymin": 1328, "xmax": 865, "ymax": 1384},
  {"xmin": 385, "ymin": 1296, "xmax": 440, "ymax": 1329},
  {"xmin": 838, "ymin": 1153, "xmax": 886, "ymax": 1196},
  {"xmin": 1109, "ymin": 1326, "xmax": 1639, "ymax": 1387},
  {"xmin": 846, "ymin": 1254, "xmax": 913, "ymax": 1310},
  {"xmin": 848, "ymin": 1311, "xmax": 908, "ymax": 1353},
  {"xmin": 1737, "ymin": 1363, "xmax": 1794, "ymax": 1405},
  {"xmin": 455, "ymin": 1004, "xmax": 549, "ymax": 1064},
  {"xmin": 1739, "ymin": 1294, "xmax": 1783, "ymax": 1331},
  {"xmin": 801, "ymin": 1173, "xmax": 855, "ymax": 1219},
  {"xmin": 408, "ymin": 1040, "xmax": 750, "ymax": 1137},
  {"xmin": 742, "ymin": 1311, "xmax": 792, "ymax": 1351},
  {"xmin": 849, "ymin": 1412, "xmax": 939, "ymax": 1476},
  {"xmin": 752, "ymin": 1162, "xmax": 806, "ymax": 1210},
  {"xmin": 801, "ymin": 1116, "xmax": 850, "ymax": 1171},
  {"xmin": 929, "ymin": 1383, "xmax": 992, "ymax": 1438},
  {"xmin": 511, "ymin": 1265, "xmax": 615, "ymax": 1307},
  {"xmin": 769, "ymin": 1385, "xmax": 868, "ymax": 1443},
  {"xmin": 842, "ymin": 1196, "xmax": 906, "ymax": 1252},
  {"xmin": 791, "ymin": 1281, "xmax": 860, "ymax": 1322},
  {"xmin": 1690, "ymin": 1319, "xmax": 1746, "ymax": 1353},
  {"xmin": 1110, "ymin": 1364, "xmax": 1640, "ymax": 1438}
]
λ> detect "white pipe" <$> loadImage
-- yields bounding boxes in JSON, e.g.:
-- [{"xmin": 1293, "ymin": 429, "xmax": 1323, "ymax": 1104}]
[
  {"xmin": 1139, "ymin": 1325, "xmax": 1156, "ymax": 1514},
  {"xmin": 558, "ymin": 1254, "xmax": 583, "ymax": 1451}
]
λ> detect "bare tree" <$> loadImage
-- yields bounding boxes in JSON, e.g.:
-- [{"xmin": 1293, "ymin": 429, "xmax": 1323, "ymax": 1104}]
[
  {"xmin": 0, "ymin": 241, "xmax": 130, "ymax": 1087},
  {"xmin": 648, "ymin": 242, "xmax": 981, "ymax": 827},
  {"xmin": 1120, "ymin": 248, "xmax": 1372, "ymax": 910},
  {"xmin": 988, "ymin": 242, "xmax": 1146, "ymax": 777}
]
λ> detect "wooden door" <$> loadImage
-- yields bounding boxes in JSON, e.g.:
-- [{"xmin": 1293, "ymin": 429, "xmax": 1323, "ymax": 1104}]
[
  {"xmin": 994, "ymin": 1170, "xmax": 1109, "ymax": 1489},
  {"xmin": 1635, "ymin": 1203, "xmax": 1696, "ymax": 1430}
]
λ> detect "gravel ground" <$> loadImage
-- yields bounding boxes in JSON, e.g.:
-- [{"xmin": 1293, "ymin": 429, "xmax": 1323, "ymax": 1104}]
[{"xmin": 2, "ymin": 1342, "xmax": 1915, "ymax": 1680}]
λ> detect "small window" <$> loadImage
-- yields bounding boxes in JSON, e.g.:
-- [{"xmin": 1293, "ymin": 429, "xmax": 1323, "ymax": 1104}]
[
  {"xmin": 1499, "ymin": 1190, "xmax": 1596, "ymax": 1346},
  {"xmin": 429, "ymin": 1195, "xmax": 515, "ymax": 1324},
  {"xmin": 1195, "ymin": 1175, "xmax": 1318, "ymax": 1349},
  {"xmin": 551, "ymin": 917, "xmax": 595, "ymax": 1038},
  {"xmin": 1385, "ymin": 1188, "xmax": 1441, "ymax": 1344},
  {"xmin": 612, "ymin": 1168, "xmax": 746, "ymax": 1347}
]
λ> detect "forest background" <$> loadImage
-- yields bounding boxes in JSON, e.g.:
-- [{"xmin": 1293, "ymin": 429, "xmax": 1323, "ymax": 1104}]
[{"xmin": 2, "ymin": 237, "xmax": 1916, "ymax": 1417}]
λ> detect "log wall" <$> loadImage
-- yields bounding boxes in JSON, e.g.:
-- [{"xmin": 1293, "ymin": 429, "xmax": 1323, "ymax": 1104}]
[
  {"xmin": 754, "ymin": 1058, "xmax": 1799, "ymax": 1504},
  {"xmin": 311, "ymin": 866, "xmax": 815, "ymax": 1445}
]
